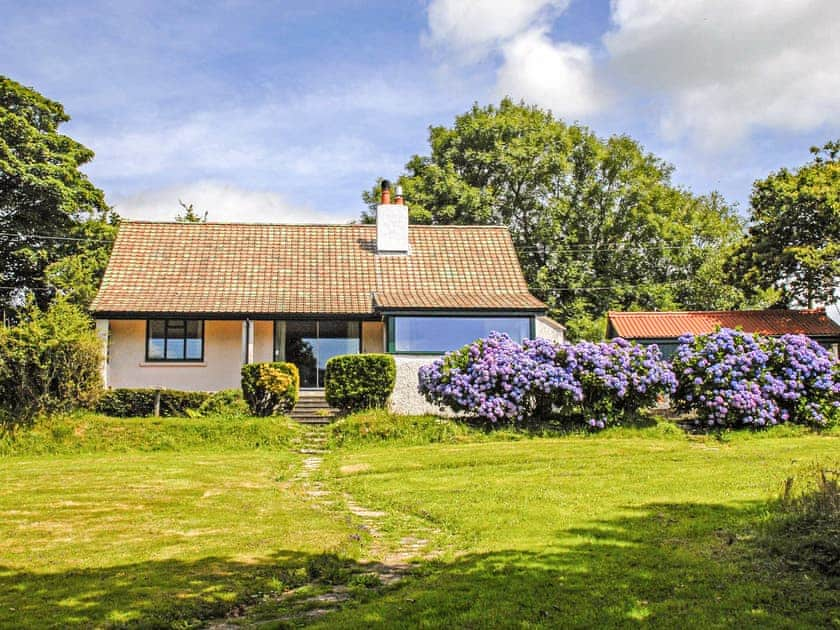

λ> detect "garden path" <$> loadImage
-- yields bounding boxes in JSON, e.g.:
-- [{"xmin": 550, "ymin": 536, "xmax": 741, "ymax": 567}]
[{"xmin": 205, "ymin": 426, "xmax": 440, "ymax": 628}]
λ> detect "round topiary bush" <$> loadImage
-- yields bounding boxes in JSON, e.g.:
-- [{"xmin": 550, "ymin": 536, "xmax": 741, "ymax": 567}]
[
  {"xmin": 241, "ymin": 362, "xmax": 299, "ymax": 416},
  {"xmin": 672, "ymin": 328, "xmax": 839, "ymax": 428},
  {"xmin": 324, "ymin": 354, "xmax": 396, "ymax": 413}
]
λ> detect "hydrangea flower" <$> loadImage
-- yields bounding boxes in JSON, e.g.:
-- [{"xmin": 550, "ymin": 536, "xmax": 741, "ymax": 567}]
[
  {"xmin": 418, "ymin": 332, "xmax": 676, "ymax": 429},
  {"xmin": 672, "ymin": 328, "xmax": 839, "ymax": 428}
]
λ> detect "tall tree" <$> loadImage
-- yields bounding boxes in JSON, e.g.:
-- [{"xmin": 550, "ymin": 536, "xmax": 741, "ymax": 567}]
[
  {"xmin": 363, "ymin": 100, "xmax": 747, "ymax": 339},
  {"xmin": 731, "ymin": 141, "xmax": 840, "ymax": 308},
  {"xmin": 175, "ymin": 199, "xmax": 207, "ymax": 223},
  {"xmin": 0, "ymin": 76, "xmax": 114, "ymax": 313}
]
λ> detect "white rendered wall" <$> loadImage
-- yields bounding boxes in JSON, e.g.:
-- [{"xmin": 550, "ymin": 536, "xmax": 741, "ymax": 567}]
[
  {"xmin": 253, "ymin": 320, "xmax": 274, "ymax": 363},
  {"xmin": 107, "ymin": 319, "xmax": 243, "ymax": 391},
  {"xmin": 389, "ymin": 355, "xmax": 457, "ymax": 417},
  {"xmin": 535, "ymin": 316, "xmax": 565, "ymax": 344}
]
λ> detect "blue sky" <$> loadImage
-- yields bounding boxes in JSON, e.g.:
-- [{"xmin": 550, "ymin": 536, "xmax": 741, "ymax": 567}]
[{"xmin": 2, "ymin": 0, "xmax": 839, "ymax": 226}]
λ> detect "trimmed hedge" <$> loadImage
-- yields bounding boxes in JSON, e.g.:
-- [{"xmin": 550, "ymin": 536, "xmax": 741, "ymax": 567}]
[
  {"xmin": 324, "ymin": 354, "xmax": 396, "ymax": 413},
  {"xmin": 97, "ymin": 388, "xmax": 211, "ymax": 417},
  {"xmin": 195, "ymin": 389, "xmax": 249, "ymax": 417},
  {"xmin": 241, "ymin": 362, "xmax": 299, "ymax": 416}
]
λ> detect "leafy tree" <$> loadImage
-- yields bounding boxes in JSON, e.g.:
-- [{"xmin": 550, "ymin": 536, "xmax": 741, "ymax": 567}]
[
  {"xmin": 731, "ymin": 141, "xmax": 840, "ymax": 308},
  {"xmin": 175, "ymin": 199, "xmax": 207, "ymax": 223},
  {"xmin": 44, "ymin": 217, "xmax": 118, "ymax": 308},
  {"xmin": 0, "ymin": 297, "xmax": 103, "ymax": 425},
  {"xmin": 0, "ymin": 76, "xmax": 114, "ymax": 313},
  {"xmin": 363, "ymin": 100, "xmax": 747, "ymax": 339}
]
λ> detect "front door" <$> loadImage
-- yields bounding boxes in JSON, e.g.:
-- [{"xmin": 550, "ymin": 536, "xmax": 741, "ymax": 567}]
[{"xmin": 278, "ymin": 320, "xmax": 360, "ymax": 388}]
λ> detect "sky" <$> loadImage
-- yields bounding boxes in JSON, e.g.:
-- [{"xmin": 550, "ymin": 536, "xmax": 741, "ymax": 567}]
[{"xmin": 2, "ymin": 0, "xmax": 840, "ymax": 228}]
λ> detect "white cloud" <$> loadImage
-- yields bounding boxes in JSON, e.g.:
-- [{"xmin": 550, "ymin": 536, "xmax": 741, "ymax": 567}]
[
  {"xmin": 495, "ymin": 28, "xmax": 606, "ymax": 118},
  {"xmin": 425, "ymin": 0, "xmax": 604, "ymax": 118},
  {"xmin": 111, "ymin": 181, "xmax": 352, "ymax": 224},
  {"xmin": 605, "ymin": 0, "xmax": 840, "ymax": 149},
  {"xmin": 424, "ymin": 0, "xmax": 570, "ymax": 63}
]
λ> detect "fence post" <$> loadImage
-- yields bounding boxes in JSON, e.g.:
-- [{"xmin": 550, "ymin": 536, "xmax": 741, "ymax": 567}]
[{"xmin": 154, "ymin": 388, "xmax": 161, "ymax": 417}]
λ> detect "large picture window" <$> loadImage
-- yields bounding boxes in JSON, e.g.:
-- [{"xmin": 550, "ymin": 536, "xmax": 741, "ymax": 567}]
[
  {"xmin": 387, "ymin": 316, "xmax": 532, "ymax": 354},
  {"xmin": 146, "ymin": 319, "xmax": 204, "ymax": 361}
]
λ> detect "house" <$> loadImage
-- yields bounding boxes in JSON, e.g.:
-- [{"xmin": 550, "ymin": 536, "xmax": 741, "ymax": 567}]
[
  {"xmin": 607, "ymin": 309, "xmax": 840, "ymax": 359},
  {"xmin": 91, "ymin": 190, "xmax": 563, "ymax": 414}
]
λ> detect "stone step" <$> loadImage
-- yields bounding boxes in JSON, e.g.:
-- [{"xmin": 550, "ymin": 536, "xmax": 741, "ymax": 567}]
[{"xmin": 291, "ymin": 393, "xmax": 339, "ymax": 423}]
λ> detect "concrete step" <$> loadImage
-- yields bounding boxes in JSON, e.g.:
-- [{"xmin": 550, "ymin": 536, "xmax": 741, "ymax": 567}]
[{"xmin": 291, "ymin": 392, "xmax": 339, "ymax": 423}]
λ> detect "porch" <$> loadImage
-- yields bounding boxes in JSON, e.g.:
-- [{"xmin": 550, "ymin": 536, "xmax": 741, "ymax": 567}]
[{"xmin": 100, "ymin": 318, "xmax": 384, "ymax": 392}]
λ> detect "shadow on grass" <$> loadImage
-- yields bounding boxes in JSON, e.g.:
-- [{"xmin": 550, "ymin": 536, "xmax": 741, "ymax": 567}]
[
  {"xmin": 3, "ymin": 502, "xmax": 837, "ymax": 628},
  {"xmin": 308, "ymin": 501, "xmax": 838, "ymax": 629},
  {"xmin": 0, "ymin": 550, "xmax": 349, "ymax": 629},
  {"xmin": 461, "ymin": 408, "xmax": 664, "ymax": 436}
]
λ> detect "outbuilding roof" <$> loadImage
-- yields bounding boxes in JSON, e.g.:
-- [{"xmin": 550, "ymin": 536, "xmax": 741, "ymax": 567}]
[
  {"xmin": 607, "ymin": 309, "xmax": 840, "ymax": 339},
  {"xmin": 91, "ymin": 221, "xmax": 545, "ymax": 316}
]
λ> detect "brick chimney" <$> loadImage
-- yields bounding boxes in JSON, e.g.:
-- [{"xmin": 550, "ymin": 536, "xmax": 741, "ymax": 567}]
[{"xmin": 376, "ymin": 180, "xmax": 409, "ymax": 254}]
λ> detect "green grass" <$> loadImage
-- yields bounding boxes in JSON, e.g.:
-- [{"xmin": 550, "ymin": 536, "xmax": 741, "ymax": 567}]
[
  {"xmin": 3, "ymin": 411, "xmax": 839, "ymax": 628},
  {"xmin": 0, "ymin": 412, "xmax": 303, "ymax": 456},
  {"xmin": 314, "ymin": 426, "xmax": 840, "ymax": 628},
  {"xmin": 326, "ymin": 409, "xmax": 692, "ymax": 450},
  {"xmin": 0, "ymin": 414, "xmax": 358, "ymax": 628}
]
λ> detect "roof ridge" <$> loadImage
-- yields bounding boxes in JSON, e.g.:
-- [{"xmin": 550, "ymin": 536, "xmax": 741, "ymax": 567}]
[
  {"xmin": 120, "ymin": 220, "xmax": 509, "ymax": 229},
  {"xmin": 609, "ymin": 308, "xmax": 828, "ymax": 316}
]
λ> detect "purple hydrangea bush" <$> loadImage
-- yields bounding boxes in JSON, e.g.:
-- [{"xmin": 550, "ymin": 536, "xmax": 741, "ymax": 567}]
[
  {"xmin": 417, "ymin": 332, "xmax": 676, "ymax": 428},
  {"xmin": 560, "ymin": 339, "xmax": 677, "ymax": 429},
  {"xmin": 672, "ymin": 328, "xmax": 840, "ymax": 428}
]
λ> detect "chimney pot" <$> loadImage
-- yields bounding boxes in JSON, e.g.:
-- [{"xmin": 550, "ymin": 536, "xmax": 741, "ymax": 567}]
[
  {"xmin": 394, "ymin": 184, "xmax": 404, "ymax": 205},
  {"xmin": 380, "ymin": 179, "xmax": 391, "ymax": 205}
]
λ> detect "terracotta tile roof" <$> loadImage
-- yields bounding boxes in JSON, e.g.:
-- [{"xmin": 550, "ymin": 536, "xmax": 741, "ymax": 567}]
[
  {"xmin": 91, "ymin": 221, "xmax": 545, "ymax": 316},
  {"xmin": 608, "ymin": 309, "xmax": 840, "ymax": 339}
]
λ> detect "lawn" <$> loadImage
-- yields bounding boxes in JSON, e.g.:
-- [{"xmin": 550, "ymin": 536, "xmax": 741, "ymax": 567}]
[
  {"xmin": 313, "ymin": 421, "xmax": 840, "ymax": 628},
  {"xmin": 1, "ymin": 413, "xmax": 837, "ymax": 628},
  {"xmin": 0, "ymin": 415, "xmax": 361, "ymax": 628}
]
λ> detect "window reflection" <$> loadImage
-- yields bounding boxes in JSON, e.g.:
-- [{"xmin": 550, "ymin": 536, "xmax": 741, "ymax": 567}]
[{"xmin": 391, "ymin": 317, "xmax": 531, "ymax": 353}]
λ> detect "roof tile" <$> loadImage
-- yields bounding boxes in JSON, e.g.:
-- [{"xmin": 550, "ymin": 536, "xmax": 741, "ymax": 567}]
[
  {"xmin": 608, "ymin": 310, "xmax": 840, "ymax": 338},
  {"xmin": 91, "ymin": 222, "xmax": 545, "ymax": 315}
]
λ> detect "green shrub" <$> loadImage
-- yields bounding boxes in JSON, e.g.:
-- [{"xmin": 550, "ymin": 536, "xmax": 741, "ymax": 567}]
[
  {"xmin": 0, "ymin": 298, "xmax": 103, "ymax": 425},
  {"xmin": 241, "ymin": 362, "xmax": 299, "ymax": 416},
  {"xmin": 195, "ymin": 389, "xmax": 249, "ymax": 417},
  {"xmin": 96, "ymin": 388, "xmax": 210, "ymax": 417},
  {"xmin": 324, "ymin": 354, "xmax": 396, "ymax": 413}
]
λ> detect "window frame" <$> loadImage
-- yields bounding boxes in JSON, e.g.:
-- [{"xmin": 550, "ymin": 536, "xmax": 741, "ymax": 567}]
[
  {"xmin": 145, "ymin": 319, "xmax": 205, "ymax": 362},
  {"xmin": 385, "ymin": 314, "xmax": 535, "ymax": 354},
  {"xmin": 272, "ymin": 319, "xmax": 363, "ymax": 388}
]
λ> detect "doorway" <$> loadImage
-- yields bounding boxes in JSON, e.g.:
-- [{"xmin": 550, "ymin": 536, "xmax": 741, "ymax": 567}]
[{"xmin": 275, "ymin": 320, "xmax": 361, "ymax": 388}]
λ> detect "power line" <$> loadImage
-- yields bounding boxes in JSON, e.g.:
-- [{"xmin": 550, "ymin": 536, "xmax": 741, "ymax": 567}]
[
  {"xmin": 1, "ymin": 230, "xmax": 722, "ymax": 255},
  {"xmin": 0, "ymin": 231, "xmax": 111, "ymax": 243},
  {"xmin": 516, "ymin": 243, "xmax": 717, "ymax": 254},
  {"xmin": 528, "ymin": 280, "xmax": 690, "ymax": 291},
  {"xmin": 0, "ymin": 285, "xmax": 53, "ymax": 293}
]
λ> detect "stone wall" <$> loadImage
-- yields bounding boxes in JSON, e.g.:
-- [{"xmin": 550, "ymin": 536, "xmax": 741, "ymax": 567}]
[{"xmin": 388, "ymin": 355, "xmax": 456, "ymax": 416}]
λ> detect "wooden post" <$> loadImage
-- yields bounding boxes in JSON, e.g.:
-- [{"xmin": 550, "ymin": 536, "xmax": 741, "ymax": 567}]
[{"xmin": 154, "ymin": 389, "xmax": 161, "ymax": 417}]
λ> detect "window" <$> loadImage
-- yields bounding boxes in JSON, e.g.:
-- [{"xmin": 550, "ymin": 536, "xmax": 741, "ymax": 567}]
[
  {"xmin": 275, "ymin": 320, "xmax": 361, "ymax": 388},
  {"xmin": 387, "ymin": 316, "xmax": 532, "ymax": 354},
  {"xmin": 146, "ymin": 319, "xmax": 204, "ymax": 361}
]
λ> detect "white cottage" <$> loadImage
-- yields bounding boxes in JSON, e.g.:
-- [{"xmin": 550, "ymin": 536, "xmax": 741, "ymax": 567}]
[{"xmin": 91, "ymin": 196, "xmax": 563, "ymax": 415}]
